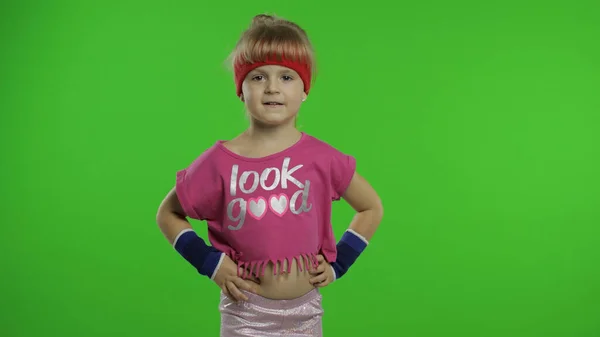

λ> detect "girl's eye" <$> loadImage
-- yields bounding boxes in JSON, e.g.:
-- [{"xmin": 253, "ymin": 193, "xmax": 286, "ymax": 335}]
[{"xmin": 251, "ymin": 75, "xmax": 293, "ymax": 81}]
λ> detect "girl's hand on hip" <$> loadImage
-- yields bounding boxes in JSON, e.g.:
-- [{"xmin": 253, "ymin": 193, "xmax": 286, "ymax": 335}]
[
  {"xmin": 213, "ymin": 255, "xmax": 260, "ymax": 302},
  {"xmin": 309, "ymin": 254, "xmax": 334, "ymax": 288}
]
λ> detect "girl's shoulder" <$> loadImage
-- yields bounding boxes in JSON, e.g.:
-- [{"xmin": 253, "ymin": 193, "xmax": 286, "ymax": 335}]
[{"xmin": 298, "ymin": 133, "xmax": 354, "ymax": 158}]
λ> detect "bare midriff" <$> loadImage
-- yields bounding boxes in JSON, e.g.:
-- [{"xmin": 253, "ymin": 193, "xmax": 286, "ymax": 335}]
[{"xmin": 251, "ymin": 259, "xmax": 316, "ymax": 300}]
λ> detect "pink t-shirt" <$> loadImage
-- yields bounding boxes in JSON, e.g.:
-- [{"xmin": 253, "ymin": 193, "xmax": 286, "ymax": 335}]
[{"xmin": 175, "ymin": 133, "xmax": 356, "ymax": 278}]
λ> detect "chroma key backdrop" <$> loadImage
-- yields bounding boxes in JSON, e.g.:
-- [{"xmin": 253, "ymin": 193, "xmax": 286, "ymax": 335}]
[{"xmin": 2, "ymin": 1, "xmax": 599, "ymax": 336}]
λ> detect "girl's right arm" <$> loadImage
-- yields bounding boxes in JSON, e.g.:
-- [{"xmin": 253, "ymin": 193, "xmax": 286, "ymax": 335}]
[
  {"xmin": 156, "ymin": 186, "xmax": 194, "ymax": 245},
  {"xmin": 156, "ymin": 186, "xmax": 260, "ymax": 302}
]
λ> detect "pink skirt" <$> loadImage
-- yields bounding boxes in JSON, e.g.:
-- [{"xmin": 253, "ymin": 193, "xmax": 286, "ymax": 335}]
[{"xmin": 219, "ymin": 289, "xmax": 323, "ymax": 336}]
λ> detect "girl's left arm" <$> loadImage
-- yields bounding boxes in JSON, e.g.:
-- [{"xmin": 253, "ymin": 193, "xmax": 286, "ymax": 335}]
[
  {"xmin": 342, "ymin": 172, "xmax": 384, "ymax": 241},
  {"xmin": 310, "ymin": 171, "xmax": 383, "ymax": 285}
]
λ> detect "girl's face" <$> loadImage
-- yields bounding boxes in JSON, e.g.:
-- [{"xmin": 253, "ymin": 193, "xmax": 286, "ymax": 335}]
[{"xmin": 241, "ymin": 65, "xmax": 307, "ymax": 127}]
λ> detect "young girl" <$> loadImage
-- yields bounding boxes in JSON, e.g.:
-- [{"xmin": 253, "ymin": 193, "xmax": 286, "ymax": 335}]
[{"xmin": 156, "ymin": 14, "xmax": 383, "ymax": 336}]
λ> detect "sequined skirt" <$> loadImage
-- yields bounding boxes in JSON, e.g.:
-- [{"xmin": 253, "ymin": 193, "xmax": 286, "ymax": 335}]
[{"xmin": 219, "ymin": 289, "xmax": 323, "ymax": 336}]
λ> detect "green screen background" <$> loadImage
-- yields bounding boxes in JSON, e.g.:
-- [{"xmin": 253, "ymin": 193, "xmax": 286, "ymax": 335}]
[{"xmin": 2, "ymin": 1, "xmax": 599, "ymax": 336}]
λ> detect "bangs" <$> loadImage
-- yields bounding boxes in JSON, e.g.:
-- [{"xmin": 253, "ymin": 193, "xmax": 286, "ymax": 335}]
[{"xmin": 229, "ymin": 26, "xmax": 315, "ymax": 71}]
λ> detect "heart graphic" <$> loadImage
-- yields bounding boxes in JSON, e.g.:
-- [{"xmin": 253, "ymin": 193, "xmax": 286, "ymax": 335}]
[
  {"xmin": 247, "ymin": 197, "xmax": 267, "ymax": 220},
  {"xmin": 269, "ymin": 194, "xmax": 289, "ymax": 217}
]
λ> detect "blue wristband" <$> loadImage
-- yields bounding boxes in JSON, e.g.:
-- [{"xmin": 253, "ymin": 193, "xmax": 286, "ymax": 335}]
[
  {"xmin": 331, "ymin": 230, "xmax": 368, "ymax": 280},
  {"xmin": 174, "ymin": 230, "xmax": 223, "ymax": 279}
]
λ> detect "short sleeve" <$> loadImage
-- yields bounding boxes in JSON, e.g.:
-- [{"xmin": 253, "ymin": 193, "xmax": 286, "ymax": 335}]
[
  {"xmin": 330, "ymin": 149, "xmax": 356, "ymax": 201},
  {"xmin": 175, "ymin": 148, "xmax": 223, "ymax": 221}
]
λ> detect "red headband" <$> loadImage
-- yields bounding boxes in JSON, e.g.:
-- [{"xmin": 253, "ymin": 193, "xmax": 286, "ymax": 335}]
[{"xmin": 234, "ymin": 56, "xmax": 312, "ymax": 97}]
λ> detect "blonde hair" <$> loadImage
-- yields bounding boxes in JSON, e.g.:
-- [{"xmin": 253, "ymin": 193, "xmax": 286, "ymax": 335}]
[{"xmin": 227, "ymin": 14, "xmax": 317, "ymax": 83}]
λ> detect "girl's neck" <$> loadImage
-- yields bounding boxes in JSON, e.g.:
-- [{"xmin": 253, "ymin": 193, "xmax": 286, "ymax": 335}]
[
  {"xmin": 221, "ymin": 119, "xmax": 304, "ymax": 159},
  {"xmin": 244, "ymin": 120, "xmax": 301, "ymax": 145}
]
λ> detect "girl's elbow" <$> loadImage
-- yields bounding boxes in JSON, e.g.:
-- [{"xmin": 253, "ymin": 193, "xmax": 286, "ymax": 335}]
[
  {"xmin": 371, "ymin": 199, "xmax": 384, "ymax": 224},
  {"xmin": 376, "ymin": 206, "xmax": 384, "ymax": 224}
]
